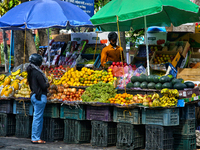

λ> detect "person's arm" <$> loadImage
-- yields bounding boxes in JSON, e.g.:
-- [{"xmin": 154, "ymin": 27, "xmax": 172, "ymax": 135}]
[
  {"xmin": 101, "ymin": 47, "xmax": 107, "ymax": 67},
  {"xmin": 118, "ymin": 47, "xmax": 125, "ymax": 62},
  {"xmin": 36, "ymin": 71, "xmax": 49, "ymax": 90}
]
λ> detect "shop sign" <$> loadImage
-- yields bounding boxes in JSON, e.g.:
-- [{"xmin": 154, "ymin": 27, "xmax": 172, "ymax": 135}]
[{"xmin": 64, "ymin": 0, "xmax": 94, "ymax": 17}]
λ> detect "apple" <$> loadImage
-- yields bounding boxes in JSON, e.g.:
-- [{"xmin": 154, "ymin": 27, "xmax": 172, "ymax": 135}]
[
  {"xmin": 112, "ymin": 62, "xmax": 116, "ymax": 65},
  {"xmin": 124, "ymin": 62, "xmax": 127, "ymax": 66},
  {"xmin": 116, "ymin": 62, "xmax": 120, "ymax": 66},
  {"xmin": 120, "ymin": 62, "xmax": 123, "ymax": 66}
]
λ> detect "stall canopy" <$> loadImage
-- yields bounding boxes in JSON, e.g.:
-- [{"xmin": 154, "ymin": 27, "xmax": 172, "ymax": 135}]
[
  {"xmin": 0, "ymin": 0, "xmax": 94, "ymax": 68},
  {"xmin": 90, "ymin": 0, "xmax": 200, "ymax": 75}
]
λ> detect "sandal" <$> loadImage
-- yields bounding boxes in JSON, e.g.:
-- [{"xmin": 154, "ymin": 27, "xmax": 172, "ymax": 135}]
[{"xmin": 31, "ymin": 140, "xmax": 46, "ymax": 144}]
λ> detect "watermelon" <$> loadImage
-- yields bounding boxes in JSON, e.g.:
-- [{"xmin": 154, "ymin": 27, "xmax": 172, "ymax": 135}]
[
  {"xmin": 138, "ymin": 74, "xmax": 147, "ymax": 82},
  {"xmin": 155, "ymin": 83, "xmax": 162, "ymax": 90},
  {"xmin": 173, "ymin": 83, "xmax": 186, "ymax": 90},
  {"xmin": 162, "ymin": 82, "xmax": 173, "ymax": 89},
  {"xmin": 172, "ymin": 78, "xmax": 181, "ymax": 85},
  {"xmin": 178, "ymin": 78, "xmax": 184, "ymax": 83},
  {"xmin": 126, "ymin": 82, "xmax": 134, "ymax": 89},
  {"xmin": 140, "ymin": 82, "xmax": 148, "ymax": 89},
  {"xmin": 167, "ymin": 75, "xmax": 174, "ymax": 81},
  {"xmin": 184, "ymin": 82, "xmax": 195, "ymax": 88},
  {"xmin": 153, "ymin": 75, "xmax": 160, "ymax": 83},
  {"xmin": 131, "ymin": 76, "xmax": 139, "ymax": 83},
  {"xmin": 147, "ymin": 82, "xmax": 156, "ymax": 89},
  {"xmin": 147, "ymin": 75, "xmax": 155, "ymax": 82},
  {"xmin": 133, "ymin": 82, "xmax": 141, "ymax": 88},
  {"xmin": 159, "ymin": 76, "xmax": 170, "ymax": 83}
]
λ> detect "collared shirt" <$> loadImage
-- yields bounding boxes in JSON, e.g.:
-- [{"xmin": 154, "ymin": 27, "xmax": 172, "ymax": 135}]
[{"xmin": 101, "ymin": 44, "xmax": 124, "ymax": 67}]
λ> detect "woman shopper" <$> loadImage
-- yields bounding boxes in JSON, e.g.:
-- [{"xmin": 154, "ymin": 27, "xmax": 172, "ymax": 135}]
[{"xmin": 27, "ymin": 53, "xmax": 50, "ymax": 144}]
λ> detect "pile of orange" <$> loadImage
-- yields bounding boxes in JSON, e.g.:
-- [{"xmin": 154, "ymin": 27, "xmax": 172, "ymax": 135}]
[{"xmin": 108, "ymin": 93, "xmax": 133, "ymax": 105}]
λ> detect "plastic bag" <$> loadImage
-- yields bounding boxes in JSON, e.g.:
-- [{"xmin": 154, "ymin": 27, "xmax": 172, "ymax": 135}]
[{"xmin": 132, "ymin": 65, "xmax": 146, "ymax": 76}]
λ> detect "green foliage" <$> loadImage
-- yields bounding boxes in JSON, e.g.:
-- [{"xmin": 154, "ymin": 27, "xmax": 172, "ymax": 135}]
[
  {"xmin": 94, "ymin": 0, "xmax": 111, "ymax": 12},
  {"xmin": 0, "ymin": 43, "xmax": 12, "ymax": 64},
  {"xmin": 0, "ymin": 0, "xmax": 21, "ymax": 16},
  {"xmin": 81, "ymin": 82, "xmax": 117, "ymax": 102},
  {"xmin": 35, "ymin": 35, "xmax": 40, "ymax": 51}
]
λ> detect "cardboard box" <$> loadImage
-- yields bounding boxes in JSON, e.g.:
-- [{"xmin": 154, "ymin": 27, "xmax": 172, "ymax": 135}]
[
  {"xmin": 179, "ymin": 87, "xmax": 199, "ymax": 98},
  {"xmin": 150, "ymin": 51, "xmax": 180, "ymax": 71},
  {"xmin": 51, "ymin": 34, "xmax": 71, "ymax": 43},
  {"xmin": 189, "ymin": 33, "xmax": 200, "ymax": 48},
  {"xmin": 167, "ymin": 32, "xmax": 191, "ymax": 41},
  {"xmin": 168, "ymin": 41, "xmax": 190, "ymax": 58},
  {"xmin": 177, "ymin": 68, "xmax": 200, "ymax": 81},
  {"xmin": 147, "ymin": 32, "xmax": 167, "ymax": 46}
]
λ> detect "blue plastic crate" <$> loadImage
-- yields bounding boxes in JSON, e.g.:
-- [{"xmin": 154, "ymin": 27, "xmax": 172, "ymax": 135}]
[
  {"xmin": 113, "ymin": 107, "xmax": 141, "ymax": 124},
  {"xmin": 60, "ymin": 105, "xmax": 85, "ymax": 120},
  {"xmin": 173, "ymin": 119, "xmax": 195, "ymax": 135},
  {"xmin": 180, "ymin": 104, "xmax": 195, "ymax": 120},
  {"xmin": 13, "ymin": 100, "xmax": 33, "ymax": 116},
  {"xmin": 93, "ymin": 55, "xmax": 101, "ymax": 68},
  {"xmin": 142, "ymin": 108, "xmax": 179, "ymax": 126},
  {"xmin": 174, "ymin": 135, "xmax": 196, "ymax": 150}
]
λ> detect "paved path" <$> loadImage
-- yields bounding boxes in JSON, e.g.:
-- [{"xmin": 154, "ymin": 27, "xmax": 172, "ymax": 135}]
[{"xmin": 0, "ymin": 137, "xmax": 117, "ymax": 150}]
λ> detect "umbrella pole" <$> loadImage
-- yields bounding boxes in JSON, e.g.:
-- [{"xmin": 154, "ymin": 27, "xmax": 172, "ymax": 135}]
[
  {"xmin": 144, "ymin": 16, "xmax": 150, "ymax": 75},
  {"xmin": 48, "ymin": 28, "xmax": 50, "ymax": 67}
]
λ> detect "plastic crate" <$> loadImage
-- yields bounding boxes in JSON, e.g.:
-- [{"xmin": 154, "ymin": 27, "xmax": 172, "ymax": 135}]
[
  {"xmin": 180, "ymin": 104, "xmax": 195, "ymax": 120},
  {"xmin": 174, "ymin": 135, "xmax": 196, "ymax": 150},
  {"xmin": 117, "ymin": 89, "xmax": 146, "ymax": 95},
  {"xmin": 44, "ymin": 103, "xmax": 60, "ymax": 118},
  {"xmin": 145, "ymin": 125, "xmax": 174, "ymax": 150},
  {"xmin": 15, "ymin": 115, "xmax": 32, "ymax": 138},
  {"xmin": 13, "ymin": 100, "xmax": 33, "ymax": 116},
  {"xmin": 0, "ymin": 113, "xmax": 15, "ymax": 136},
  {"xmin": 91, "ymin": 121, "xmax": 117, "ymax": 147},
  {"xmin": 64, "ymin": 119, "xmax": 91, "ymax": 144},
  {"xmin": 0, "ymin": 100, "xmax": 13, "ymax": 114},
  {"xmin": 93, "ymin": 54, "xmax": 101, "ymax": 68},
  {"xmin": 173, "ymin": 119, "xmax": 195, "ymax": 135},
  {"xmin": 60, "ymin": 105, "xmax": 85, "ymax": 120},
  {"xmin": 142, "ymin": 108, "xmax": 179, "ymax": 126},
  {"xmin": 116, "ymin": 123, "xmax": 144, "ymax": 150},
  {"xmin": 86, "ymin": 106, "xmax": 113, "ymax": 122},
  {"xmin": 41, "ymin": 117, "xmax": 64, "ymax": 142},
  {"xmin": 113, "ymin": 107, "xmax": 141, "ymax": 124}
]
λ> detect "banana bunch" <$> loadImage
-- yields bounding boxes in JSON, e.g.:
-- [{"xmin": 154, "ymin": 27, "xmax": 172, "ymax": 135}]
[
  {"xmin": 159, "ymin": 96, "xmax": 177, "ymax": 107},
  {"xmin": 21, "ymin": 72, "xmax": 28, "ymax": 78},
  {"xmin": 0, "ymin": 74, "xmax": 6, "ymax": 81},
  {"xmin": 11, "ymin": 69, "xmax": 21, "ymax": 76},
  {"xmin": 152, "ymin": 93, "xmax": 160, "ymax": 100},
  {"xmin": 152, "ymin": 99, "xmax": 160, "ymax": 107},
  {"xmin": 161, "ymin": 88, "xmax": 179, "ymax": 98},
  {"xmin": 53, "ymin": 79, "xmax": 62, "ymax": 85}
]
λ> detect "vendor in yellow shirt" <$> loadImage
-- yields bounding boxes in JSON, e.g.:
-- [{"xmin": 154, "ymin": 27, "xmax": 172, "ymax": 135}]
[{"xmin": 101, "ymin": 32, "xmax": 124, "ymax": 67}]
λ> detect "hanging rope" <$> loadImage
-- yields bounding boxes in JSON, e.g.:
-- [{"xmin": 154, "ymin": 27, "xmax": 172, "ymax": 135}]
[
  {"xmin": 23, "ymin": 28, "xmax": 26, "ymax": 65},
  {"xmin": 116, "ymin": 16, "xmax": 126, "ymax": 93}
]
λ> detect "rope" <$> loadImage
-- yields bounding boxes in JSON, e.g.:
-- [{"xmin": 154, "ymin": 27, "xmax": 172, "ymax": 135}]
[
  {"xmin": 116, "ymin": 16, "xmax": 126, "ymax": 93},
  {"xmin": 19, "ymin": 100, "xmax": 27, "ymax": 116},
  {"xmin": 23, "ymin": 29, "xmax": 26, "ymax": 65}
]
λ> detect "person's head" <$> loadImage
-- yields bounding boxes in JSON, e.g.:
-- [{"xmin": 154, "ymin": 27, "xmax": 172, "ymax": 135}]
[
  {"xmin": 29, "ymin": 53, "xmax": 43, "ymax": 67},
  {"xmin": 108, "ymin": 32, "xmax": 117, "ymax": 46}
]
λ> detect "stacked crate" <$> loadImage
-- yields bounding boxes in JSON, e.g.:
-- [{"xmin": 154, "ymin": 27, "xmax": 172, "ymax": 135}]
[
  {"xmin": 60, "ymin": 104, "xmax": 91, "ymax": 144},
  {"xmin": 173, "ymin": 104, "xmax": 196, "ymax": 150}
]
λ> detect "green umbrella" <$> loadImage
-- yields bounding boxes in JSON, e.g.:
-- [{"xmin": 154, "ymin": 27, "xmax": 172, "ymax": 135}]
[{"xmin": 90, "ymin": 0, "xmax": 200, "ymax": 75}]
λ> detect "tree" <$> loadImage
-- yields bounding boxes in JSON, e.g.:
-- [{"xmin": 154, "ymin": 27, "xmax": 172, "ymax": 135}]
[{"xmin": 0, "ymin": 0, "xmax": 21, "ymax": 72}]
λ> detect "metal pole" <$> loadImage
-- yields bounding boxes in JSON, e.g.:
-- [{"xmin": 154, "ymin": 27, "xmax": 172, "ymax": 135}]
[
  {"xmin": 48, "ymin": 28, "xmax": 50, "ymax": 67},
  {"xmin": 144, "ymin": 16, "xmax": 150, "ymax": 75}
]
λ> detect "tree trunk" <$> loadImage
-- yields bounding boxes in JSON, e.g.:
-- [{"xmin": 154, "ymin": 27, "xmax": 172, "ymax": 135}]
[
  {"xmin": 51, "ymin": 28, "xmax": 60, "ymax": 35},
  {"xmin": 38, "ymin": 29, "xmax": 48, "ymax": 46},
  {"xmin": 26, "ymin": 30, "xmax": 37, "ymax": 55},
  {"xmin": 3, "ymin": 30, "xmax": 8, "ymax": 72},
  {"xmin": 14, "ymin": 30, "xmax": 26, "ymax": 67},
  {"xmin": 120, "ymin": 31, "xmax": 126, "ymax": 60}
]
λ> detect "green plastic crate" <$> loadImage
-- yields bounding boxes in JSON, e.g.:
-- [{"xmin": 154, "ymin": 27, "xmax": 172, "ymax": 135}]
[
  {"xmin": 64, "ymin": 119, "xmax": 91, "ymax": 144},
  {"xmin": 60, "ymin": 105, "xmax": 85, "ymax": 120},
  {"xmin": 174, "ymin": 135, "xmax": 196, "ymax": 150},
  {"xmin": 44, "ymin": 103, "xmax": 60, "ymax": 118},
  {"xmin": 113, "ymin": 107, "xmax": 141, "ymax": 124},
  {"xmin": 173, "ymin": 119, "xmax": 195, "ymax": 135}
]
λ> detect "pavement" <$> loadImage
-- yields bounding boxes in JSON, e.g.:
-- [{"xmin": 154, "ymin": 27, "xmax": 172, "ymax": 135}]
[{"xmin": 0, "ymin": 137, "xmax": 117, "ymax": 150}]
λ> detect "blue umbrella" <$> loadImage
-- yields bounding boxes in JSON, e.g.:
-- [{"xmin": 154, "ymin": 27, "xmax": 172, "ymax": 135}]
[
  {"xmin": 0, "ymin": 0, "xmax": 93, "ymax": 29},
  {"xmin": 0, "ymin": 0, "xmax": 94, "ymax": 67}
]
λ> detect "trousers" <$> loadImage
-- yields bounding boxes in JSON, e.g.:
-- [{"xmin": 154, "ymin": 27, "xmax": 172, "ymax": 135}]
[{"xmin": 31, "ymin": 94, "xmax": 47, "ymax": 141}]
